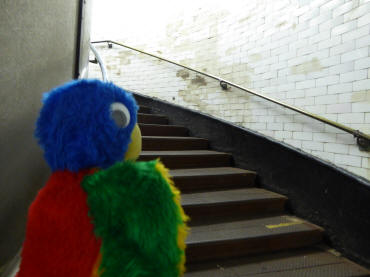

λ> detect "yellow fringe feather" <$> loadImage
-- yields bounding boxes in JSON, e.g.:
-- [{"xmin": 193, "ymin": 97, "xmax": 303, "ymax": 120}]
[{"xmin": 155, "ymin": 160, "xmax": 190, "ymax": 276}]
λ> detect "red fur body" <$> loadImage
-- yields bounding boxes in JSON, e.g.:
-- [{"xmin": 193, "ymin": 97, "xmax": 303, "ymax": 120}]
[{"xmin": 17, "ymin": 170, "xmax": 101, "ymax": 277}]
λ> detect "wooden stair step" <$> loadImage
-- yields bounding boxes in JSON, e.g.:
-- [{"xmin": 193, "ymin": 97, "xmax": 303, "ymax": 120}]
[
  {"xmin": 139, "ymin": 150, "xmax": 232, "ymax": 169},
  {"xmin": 185, "ymin": 245, "xmax": 370, "ymax": 276},
  {"xmin": 142, "ymin": 136, "xmax": 209, "ymax": 151},
  {"xmin": 137, "ymin": 113, "xmax": 168, "ymax": 124},
  {"xmin": 139, "ymin": 123, "xmax": 189, "ymax": 136},
  {"xmin": 186, "ymin": 215, "xmax": 324, "ymax": 263},
  {"xmin": 138, "ymin": 105, "xmax": 151, "ymax": 113},
  {"xmin": 182, "ymin": 188, "xmax": 287, "ymax": 220},
  {"xmin": 170, "ymin": 167, "xmax": 256, "ymax": 192}
]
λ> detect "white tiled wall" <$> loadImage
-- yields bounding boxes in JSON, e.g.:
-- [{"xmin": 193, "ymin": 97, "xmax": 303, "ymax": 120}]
[{"xmin": 90, "ymin": 0, "xmax": 370, "ymax": 180}]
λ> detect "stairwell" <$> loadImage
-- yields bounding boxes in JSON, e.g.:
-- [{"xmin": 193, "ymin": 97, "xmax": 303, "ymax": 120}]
[{"xmin": 137, "ymin": 105, "xmax": 370, "ymax": 276}]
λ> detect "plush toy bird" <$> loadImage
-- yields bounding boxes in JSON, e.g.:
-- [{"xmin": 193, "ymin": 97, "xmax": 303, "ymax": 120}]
[{"xmin": 16, "ymin": 79, "xmax": 188, "ymax": 277}]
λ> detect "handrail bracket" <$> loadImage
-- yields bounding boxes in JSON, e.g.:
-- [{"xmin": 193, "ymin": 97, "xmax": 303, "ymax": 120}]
[
  {"xmin": 220, "ymin": 80, "xmax": 228, "ymax": 90},
  {"xmin": 355, "ymin": 131, "xmax": 370, "ymax": 151}
]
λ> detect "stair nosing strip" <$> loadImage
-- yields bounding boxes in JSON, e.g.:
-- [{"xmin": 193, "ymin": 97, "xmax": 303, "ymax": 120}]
[
  {"xmin": 182, "ymin": 197, "xmax": 287, "ymax": 207},
  {"xmin": 138, "ymin": 113, "xmax": 167, "ymax": 116},
  {"xmin": 140, "ymin": 151, "xmax": 231, "ymax": 156},
  {"xmin": 187, "ymin": 228, "xmax": 323, "ymax": 246}
]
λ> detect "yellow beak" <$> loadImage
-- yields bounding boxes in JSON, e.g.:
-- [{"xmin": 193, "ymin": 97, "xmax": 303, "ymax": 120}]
[{"xmin": 124, "ymin": 124, "xmax": 142, "ymax": 161}]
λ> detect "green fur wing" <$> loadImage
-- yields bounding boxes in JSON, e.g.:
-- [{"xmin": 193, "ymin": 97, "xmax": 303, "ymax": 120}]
[{"xmin": 82, "ymin": 160, "xmax": 187, "ymax": 277}]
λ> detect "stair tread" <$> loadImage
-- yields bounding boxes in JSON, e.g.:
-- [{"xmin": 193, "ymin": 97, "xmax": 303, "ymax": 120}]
[
  {"xmin": 187, "ymin": 215, "xmax": 323, "ymax": 244},
  {"xmin": 171, "ymin": 167, "xmax": 255, "ymax": 177},
  {"xmin": 138, "ymin": 123, "xmax": 189, "ymax": 137},
  {"xmin": 141, "ymin": 150, "xmax": 229, "ymax": 156},
  {"xmin": 138, "ymin": 113, "xmax": 165, "ymax": 117},
  {"xmin": 139, "ymin": 150, "xmax": 232, "ymax": 169},
  {"xmin": 138, "ymin": 106, "xmax": 151, "ymax": 113},
  {"xmin": 137, "ymin": 113, "xmax": 168, "ymax": 124},
  {"xmin": 185, "ymin": 246, "xmax": 370, "ymax": 277},
  {"xmin": 142, "ymin": 136, "xmax": 209, "ymax": 151},
  {"xmin": 142, "ymin": 136, "xmax": 206, "ymax": 140},
  {"xmin": 139, "ymin": 123, "xmax": 186, "ymax": 128},
  {"xmin": 182, "ymin": 188, "xmax": 287, "ymax": 206}
]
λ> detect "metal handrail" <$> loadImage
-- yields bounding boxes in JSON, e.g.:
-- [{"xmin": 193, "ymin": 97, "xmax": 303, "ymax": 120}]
[
  {"xmin": 91, "ymin": 40, "xmax": 370, "ymax": 149},
  {"xmin": 90, "ymin": 43, "xmax": 108, "ymax": 82}
]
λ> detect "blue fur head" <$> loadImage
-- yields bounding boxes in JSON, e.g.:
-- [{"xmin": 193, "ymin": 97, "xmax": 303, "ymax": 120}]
[{"xmin": 35, "ymin": 79, "xmax": 138, "ymax": 172}]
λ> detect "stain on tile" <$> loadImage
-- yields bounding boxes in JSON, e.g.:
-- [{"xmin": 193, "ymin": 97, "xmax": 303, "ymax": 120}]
[
  {"xmin": 177, "ymin": 69, "xmax": 190, "ymax": 80},
  {"xmin": 249, "ymin": 53, "xmax": 262, "ymax": 62},
  {"xmin": 191, "ymin": 75, "xmax": 207, "ymax": 87},
  {"xmin": 276, "ymin": 21, "xmax": 287, "ymax": 28},
  {"xmin": 291, "ymin": 57, "xmax": 322, "ymax": 74}
]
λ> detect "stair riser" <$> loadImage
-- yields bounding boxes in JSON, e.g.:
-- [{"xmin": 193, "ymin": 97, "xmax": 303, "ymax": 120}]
[
  {"xmin": 142, "ymin": 139, "xmax": 208, "ymax": 151},
  {"xmin": 138, "ymin": 106, "xmax": 151, "ymax": 113},
  {"xmin": 138, "ymin": 114, "xmax": 168, "ymax": 124},
  {"xmin": 139, "ymin": 125, "xmax": 189, "ymax": 136},
  {"xmin": 139, "ymin": 155, "xmax": 232, "ymax": 169},
  {"xmin": 173, "ymin": 174, "xmax": 256, "ymax": 193},
  {"xmin": 186, "ymin": 230, "xmax": 323, "ymax": 263},
  {"xmin": 184, "ymin": 199, "xmax": 286, "ymax": 220}
]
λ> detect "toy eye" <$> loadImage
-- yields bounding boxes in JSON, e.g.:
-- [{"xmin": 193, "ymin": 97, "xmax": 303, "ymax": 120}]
[{"xmin": 110, "ymin": 102, "xmax": 131, "ymax": 128}]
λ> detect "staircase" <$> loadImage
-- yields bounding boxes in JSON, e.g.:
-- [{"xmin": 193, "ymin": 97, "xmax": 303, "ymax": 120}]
[{"xmin": 137, "ymin": 105, "xmax": 370, "ymax": 277}]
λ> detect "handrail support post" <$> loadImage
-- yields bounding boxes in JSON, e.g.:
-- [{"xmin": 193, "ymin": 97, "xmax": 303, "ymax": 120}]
[{"xmin": 89, "ymin": 43, "xmax": 109, "ymax": 82}]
